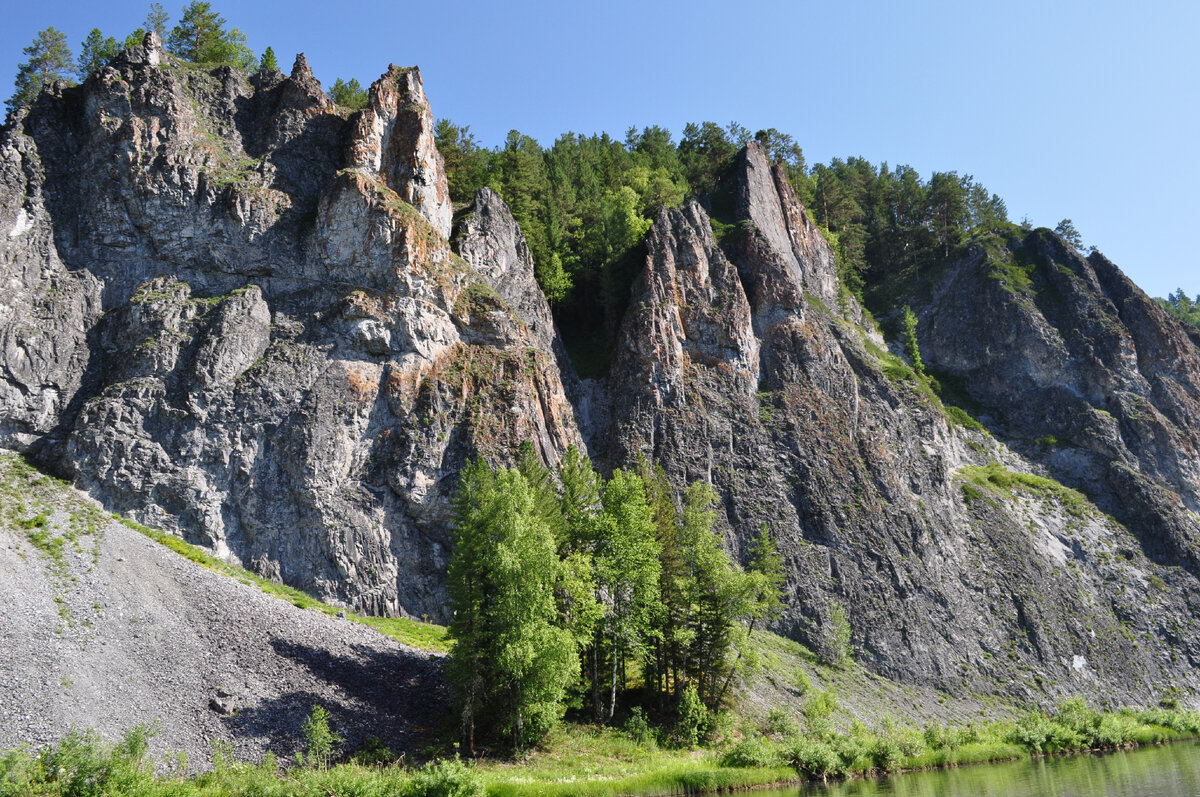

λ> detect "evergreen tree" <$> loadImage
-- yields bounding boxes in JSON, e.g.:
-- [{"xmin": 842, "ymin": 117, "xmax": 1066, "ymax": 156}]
[
  {"xmin": 167, "ymin": 2, "xmax": 255, "ymax": 69},
  {"xmin": 258, "ymin": 46, "xmax": 278, "ymax": 72},
  {"xmin": 144, "ymin": 2, "xmax": 169, "ymax": 37},
  {"xmin": 1055, "ymin": 218, "xmax": 1083, "ymax": 249},
  {"xmin": 678, "ymin": 121, "xmax": 738, "ymax": 196},
  {"xmin": 76, "ymin": 29, "xmax": 120, "ymax": 80},
  {"xmin": 8, "ymin": 27, "xmax": 74, "ymax": 112},
  {"xmin": 123, "ymin": 28, "xmax": 149, "ymax": 51},
  {"xmin": 328, "ymin": 77, "xmax": 369, "ymax": 110},
  {"xmin": 434, "ymin": 119, "xmax": 491, "ymax": 204},
  {"xmin": 1157, "ymin": 289, "xmax": 1200, "ymax": 328}
]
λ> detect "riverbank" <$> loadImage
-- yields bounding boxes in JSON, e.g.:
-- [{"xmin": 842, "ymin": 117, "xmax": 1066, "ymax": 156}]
[{"xmin": 3, "ymin": 704, "xmax": 1199, "ymax": 797}]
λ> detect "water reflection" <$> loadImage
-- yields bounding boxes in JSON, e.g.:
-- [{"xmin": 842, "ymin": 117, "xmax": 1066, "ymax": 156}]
[{"xmin": 767, "ymin": 741, "xmax": 1200, "ymax": 797}]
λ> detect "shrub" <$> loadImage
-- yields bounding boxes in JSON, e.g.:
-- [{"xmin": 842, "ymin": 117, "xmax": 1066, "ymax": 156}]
[
  {"xmin": 301, "ymin": 705, "xmax": 343, "ymax": 769},
  {"xmin": 868, "ymin": 735, "xmax": 903, "ymax": 772},
  {"xmin": 763, "ymin": 708, "xmax": 800, "ymax": 739},
  {"xmin": 787, "ymin": 737, "xmax": 843, "ymax": 780},
  {"xmin": 624, "ymin": 707, "xmax": 656, "ymax": 748},
  {"xmin": 407, "ymin": 757, "xmax": 484, "ymax": 797},
  {"xmin": 804, "ymin": 689, "xmax": 838, "ymax": 738},
  {"xmin": 675, "ymin": 684, "xmax": 710, "ymax": 748},
  {"xmin": 350, "ymin": 735, "xmax": 399, "ymax": 766},
  {"xmin": 719, "ymin": 735, "xmax": 780, "ymax": 768}
]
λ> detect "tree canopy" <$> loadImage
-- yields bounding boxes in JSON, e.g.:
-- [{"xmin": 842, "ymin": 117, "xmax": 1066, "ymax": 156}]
[
  {"xmin": 166, "ymin": 2, "xmax": 255, "ymax": 69},
  {"xmin": 1157, "ymin": 289, "xmax": 1200, "ymax": 328},
  {"xmin": 447, "ymin": 445, "xmax": 784, "ymax": 751},
  {"xmin": 76, "ymin": 29, "xmax": 120, "ymax": 81},
  {"xmin": 328, "ymin": 77, "xmax": 369, "ymax": 110},
  {"xmin": 8, "ymin": 27, "xmax": 74, "ymax": 112}
]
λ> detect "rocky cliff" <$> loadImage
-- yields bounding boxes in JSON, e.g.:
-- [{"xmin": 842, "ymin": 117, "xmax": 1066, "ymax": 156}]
[
  {"xmin": 3, "ymin": 36, "xmax": 1199, "ymax": 707},
  {"xmin": 593, "ymin": 143, "xmax": 1200, "ymax": 705},
  {"xmin": 0, "ymin": 34, "xmax": 580, "ymax": 619}
]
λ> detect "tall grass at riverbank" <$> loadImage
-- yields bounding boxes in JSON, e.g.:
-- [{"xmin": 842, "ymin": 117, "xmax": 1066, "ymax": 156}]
[{"xmin": 3, "ymin": 702, "xmax": 1199, "ymax": 796}]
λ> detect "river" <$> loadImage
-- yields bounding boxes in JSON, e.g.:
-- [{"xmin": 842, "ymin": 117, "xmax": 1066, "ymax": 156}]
[{"xmin": 757, "ymin": 741, "xmax": 1200, "ymax": 796}]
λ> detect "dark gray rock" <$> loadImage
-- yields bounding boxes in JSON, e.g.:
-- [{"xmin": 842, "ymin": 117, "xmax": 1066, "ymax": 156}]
[
  {"xmin": 2, "ymin": 43, "xmax": 1199, "ymax": 711},
  {"xmin": 0, "ymin": 46, "xmax": 581, "ymax": 623}
]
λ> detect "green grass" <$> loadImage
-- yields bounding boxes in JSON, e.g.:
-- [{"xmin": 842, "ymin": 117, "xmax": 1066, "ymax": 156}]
[
  {"xmin": 476, "ymin": 725, "xmax": 796, "ymax": 797},
  {"xmin": 117, "ymin": 517, "xmax": 449, "ymax": 653},
  {"xmin": 944, "ymin": 406, "xmax": 986, "ymax": 433},
  {"xmin": 957, "ymin": 462, "xmax": 1092, "ymax": 517},
  {"xmin": 7, "ymin": 701, "xmax": 1198, "ymax": 796}
]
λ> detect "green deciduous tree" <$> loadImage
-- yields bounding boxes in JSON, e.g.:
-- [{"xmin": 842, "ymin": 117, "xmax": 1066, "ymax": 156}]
[
  {"xmin": 592, "ymin": 469, "xmax": 661, "ymax": 720},
  {"xmin": 448, "ymin": 460, "xmax": 579, "ymax": 752},
  {"xmin": 167, "ymin": 2, "xmax": 255, "ymax": 69},
  {"xmin": 76, "ymin": 29, "xmax": 120, "ymax": 80},
  {"xmin": 8, "ymin": 27, "xmax": 74, "ymax": 112},
  {"xmin": 300, "ymin": 705, "xmax": 343, "ymax": 769},
  {"xmin": 902, "ymin": 305, "xmax": 924, "ymax": 375}
]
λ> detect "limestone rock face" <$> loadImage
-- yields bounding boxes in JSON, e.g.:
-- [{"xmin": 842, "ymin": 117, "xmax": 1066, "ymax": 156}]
[
  {"xmin": 913, "ymin": 229, "xmax": 1200, "ymax": 580},
  {"xmin": 3, "ymin": 41, "xmax": 1200, "ymax": 708},
  {"xmin": 595, "ymin": 142, "xmax": 1200, "ymax": 706},
  {"xmin": 0, "ymin": 45, "xmax": 578, "ymax": 620},
  {"xmin": 455, "ymin": 187, "xmax": 557, "ymax": 350},
  {"xmin": 346, "ymin": 66, "xmax": 452, "ymax": 240}
]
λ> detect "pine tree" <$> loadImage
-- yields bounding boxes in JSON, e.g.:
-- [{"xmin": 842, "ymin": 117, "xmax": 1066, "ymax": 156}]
[
  {"xmin": 144, "ymin": 2, "xmax": 170, "ymax": 37},
  {"xmin": 167, "ymin": 2, "xmax": 255, "ymax": 69},
  {"xmin": 1055, "ymin": 218, "xmax": 1083, "ymax": 249},
  {"xmin": 258, "ymin": 46, "xmax": 278, "ymax": 72},
  {"xmin": 328, "ymin": 77, "xmax": 369, "ymax": 110},
  {"xmin": 8, "ymin": 28, "xmax": 74, "ymax": 112},
  {"xmin": 434, "ymin": 119, "xmax": 491, "ymax": 204},
  {"xmin": 76, "ymin": 29, "xmax": 120, "ymax": 81}
]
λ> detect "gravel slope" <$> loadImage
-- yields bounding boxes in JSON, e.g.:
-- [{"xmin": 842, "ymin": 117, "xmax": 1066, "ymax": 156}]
[{"xmin": 0, "ymin": 454, "xmax": 448, "ymax": 769}]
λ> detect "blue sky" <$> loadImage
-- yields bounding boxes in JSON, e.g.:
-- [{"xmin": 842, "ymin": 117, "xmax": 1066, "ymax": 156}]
[{"xmin": 3, "ymin": 0, "xmax": 1197, "ymax": 299}]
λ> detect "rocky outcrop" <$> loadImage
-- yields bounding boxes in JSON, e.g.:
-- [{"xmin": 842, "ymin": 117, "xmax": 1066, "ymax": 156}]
[
  {"xmin": 911, "ymin": 228, "xmax": 1200, "ymax": 579},
  {"xmin": 346, "ymin": 65, "xmax": 452, "ymax": 240},
  {"xmin": 0, "ymin": 38, "xmax": 580, "ymax": 620},
  {"xmin": 3, "ymin": 41, "xmax": 1200, "ymax": 708},
  {"xmin": 596, "ymin": 142, "xmax": 1200, "ymax": 706}
]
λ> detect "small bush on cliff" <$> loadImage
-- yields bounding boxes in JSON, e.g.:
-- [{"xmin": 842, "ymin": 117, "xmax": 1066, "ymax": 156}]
[{"xmin": 901, "ymin": 305, "xmax": 925, "ymax": 376}]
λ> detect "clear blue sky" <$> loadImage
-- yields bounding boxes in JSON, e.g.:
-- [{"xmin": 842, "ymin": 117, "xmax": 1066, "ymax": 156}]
[{"xmin": 3, "ymin": 0, "xmax": 1197, "ymax": 299}]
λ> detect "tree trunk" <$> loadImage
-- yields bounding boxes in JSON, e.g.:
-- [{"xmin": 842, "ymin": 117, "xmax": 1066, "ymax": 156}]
[{"xmin": 609, "ymin": 633, "xmax": 619, "ymax": 720}]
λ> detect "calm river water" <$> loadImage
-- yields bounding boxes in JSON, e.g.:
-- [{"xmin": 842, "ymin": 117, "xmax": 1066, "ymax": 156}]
[{"xmin": 758, "ymin": 741, "xmax": 1200, "ymax": 797}]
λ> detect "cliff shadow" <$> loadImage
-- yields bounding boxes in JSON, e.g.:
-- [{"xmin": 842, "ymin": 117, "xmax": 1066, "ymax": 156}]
[{"xmin": 221, "ymin": 637, "xmax": 449, "ymax": 759}]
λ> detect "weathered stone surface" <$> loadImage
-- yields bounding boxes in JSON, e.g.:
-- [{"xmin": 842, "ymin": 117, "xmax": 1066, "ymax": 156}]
[
  {"xmin": 594, "ymin": 148, "xmax": 1200, "ymax": 706},
  {"xmin": 912, "ymin": 229, "xmax": 1200, "ymax": 580},
  {"xmin": 346, "ymin": 66, "xmax": 452, "ymax": 240},
  {"xmin": 2, "ymin": 40, "xmax": 1199, "ymax": 709},
  {"xmin": 0, "ymin": 45, "xmax": 578, "ymax": 621}
]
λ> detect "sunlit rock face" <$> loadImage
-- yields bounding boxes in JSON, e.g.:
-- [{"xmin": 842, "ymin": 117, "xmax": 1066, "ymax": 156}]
[{"xmin": 3, "ymin": 39, "xmax": 1200, "ymax": 708}]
